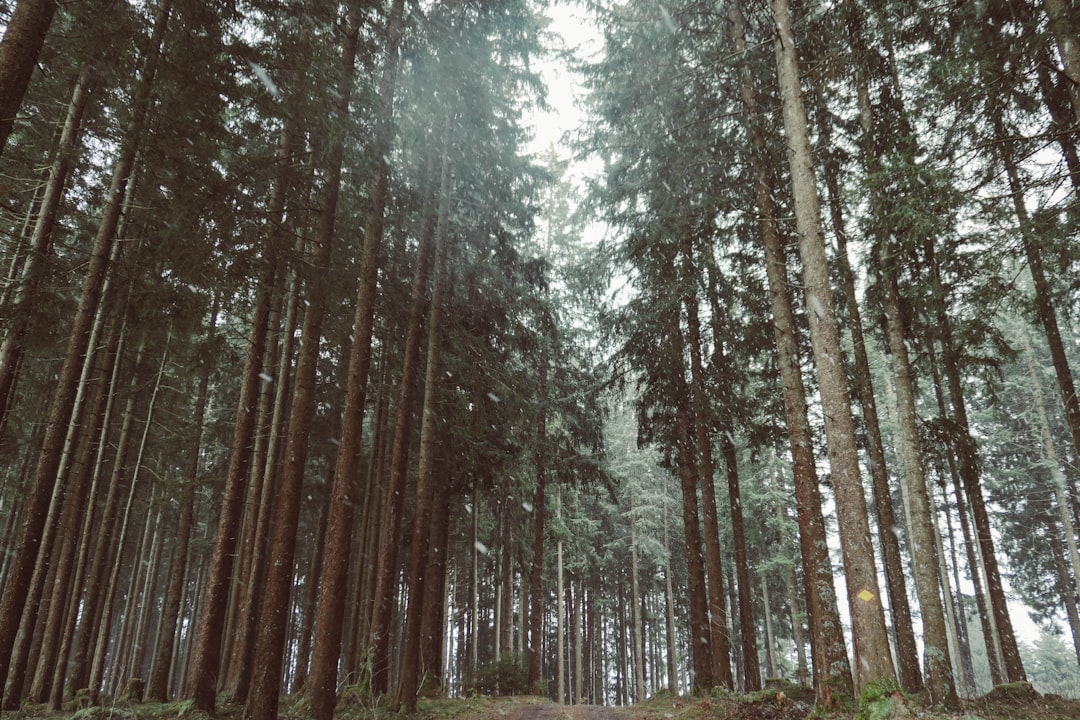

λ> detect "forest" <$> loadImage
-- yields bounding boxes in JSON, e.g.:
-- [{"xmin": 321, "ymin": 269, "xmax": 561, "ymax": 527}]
[{"xmin": 0, "ymin": 0, "xmax": 1079, "ymax": 717}]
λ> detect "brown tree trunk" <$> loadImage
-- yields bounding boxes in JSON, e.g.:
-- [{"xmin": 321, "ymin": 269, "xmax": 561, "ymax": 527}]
[
  {"xmin": 185, "ymin": 263, "xmax": 274, "ymax": 712},
  {"xmin": 771, "ymin": 0, "xmax": 896, "ymax": 691},
  {"xmin": 395, "ymin": 127, "xmax": 453, "ymax": 711},
  {"xmin": 726, "ymin": 0, "xmax": 851, "ymax": 704},
  {"xmin": 671, "ymin": 307, "xmax": 714, "ymax": 692},
  {"xmin": 879, "ymin": 261, "xmax": 958, "ymax": 708},
  {"xmin": 145, "ymin": 308, "xmax": 215, "ymax": 702},
  {"xmin": 244, "ymin": 17, "xmax": 359, "ymax": 720},
  {"xmin": 27, "ymin": 329, "xmax": 117, "ymax": 704},
  {"xmin": 369, "ymin": 120, "xmax": 444, "ymax": 699},
  {"xmin": 997, "ymin": 115, "xmax": 1080, "ymax": 499},
  {"xmin": 528, "ymin": 357, "xmax": 549, "ymax": 689},
  {"xmin": 823, "ymin": 20, "xmax": 924, "ymax": 681},
  {"xmin": 720, "ymin": 434, "xmax": 760, "ymax": 692},
  {"xmin": 0, "ymin": 0, "xmax": 58, "ymax": 156},
  {"xmin": 0, "ymin": 67, "xmax": 92, "ymax": 432},
  {"xmin": 926, "ymin": 241, "xmax": 1027, "ymax": 684},
  {"xmin": 305, "ymin": 3, "xmax": 406, "ymax": 716},
  {"xmin": 0, "ymin": 0, "xmax": 172, "ymax": 694},
  {"xmin": 680, "ymin": 244, "xmax": 732, "ymax": 689}
]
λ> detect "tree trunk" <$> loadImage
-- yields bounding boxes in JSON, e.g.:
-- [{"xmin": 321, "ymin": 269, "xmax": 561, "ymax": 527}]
[
  {"xmin": 879, "ymin": 261, "xmax": 958, "ymax": 708},
  {"xmin": 0, "ymin": 0, "xmax": 172, "ymax": 694},
  {"xmin": 0, "ymin": 0, "xmax": 58, "ymax": 156},
  {"xmin": 630, "ymin": 522, "xmax": 645, "ymax": 703},
  {"xmin": 997, "ymin": 115, "xmax": 1080, "ymax": 496},
  {"xmin": 26, "ymin": 333, "xmax": 113, "ymax": 705},
  {"xmin": 823, "ymin": 23, "xmax": 924, "ymax": 682},
  {"xmin": 671, "ymin": 317, "xmax": 714, "ymax": 692},
  {"xmin": 244, "ymin": 16, "xmax": 359, "ymax": 719},
  {"xmin": 185, "ymin": 262, "xmax": 274, "ymax": 712},
  {"xmin": 0, "ymin": 68, "xmax": 92, "ymax": 432},
  {"xmin": 305, "ymin": 3, "xmax": 406, "ymax": 716},
  {"xmin": 1041, "ymin": 0, "xmax": 1080, "ymax": 125},
  {"xmin": 926, "ymin": 240, "xmax": 1027, "ymax": 685},
  {"xmin": 395, "ymin": 130, "xmax": 454, "ymax": 711},
  {"xmin": 771, "ymin": 0, "xmax": 896, "ymax": 691},
  {"xmin": 528, "ymin": 358, "xmax": 548, "ymax": 689},
  {"xmin": 145, "ymin": 308, "xmax": 215, "ymax": 702},
  {"xmin": 680, "ymin": 254, "xmax": 732, "ymax": 689},
  {"xmin": 721, "ymin": 434, "xmax": 760, "ymax": 691},
  {"xmin": 370, "ymin": 115, "xmax": 445, "ymax": 699},
  {"xmin": 726, "ymin": 0, "xmax": 851, "ymax": 703}
]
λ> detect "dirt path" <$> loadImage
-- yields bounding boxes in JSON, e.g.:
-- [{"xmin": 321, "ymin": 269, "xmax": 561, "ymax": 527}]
[{"xmin": 507, "ymin": 702, "xmax": 623, "ymax": 720}]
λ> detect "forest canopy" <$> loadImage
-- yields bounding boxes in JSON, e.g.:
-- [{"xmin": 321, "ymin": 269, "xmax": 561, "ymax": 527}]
[{"xmin": 0, "ymin": 0, "xmax": 1078, "ymax": 717}]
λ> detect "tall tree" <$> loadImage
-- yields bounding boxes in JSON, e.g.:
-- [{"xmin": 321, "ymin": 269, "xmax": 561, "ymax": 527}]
[
  {"xmin": 0, "ymin": 0, "xmax": 173, "ymax": 695},
  {"xmin": 305, "ymin": 2, "xmax": 406, "ymax": 716},
  {"xmin": 770, "ymin": 0, "xmax": 896, "ymax": 691},
  {"xmin": 0, "ymin": 0, "xmax": 58, "ymax": 156}
]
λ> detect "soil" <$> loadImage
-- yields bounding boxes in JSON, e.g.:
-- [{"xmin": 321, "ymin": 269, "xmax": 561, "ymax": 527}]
[{"xmin": 3, "ymin": 683, "xmax": 1079, "ymax": 720}]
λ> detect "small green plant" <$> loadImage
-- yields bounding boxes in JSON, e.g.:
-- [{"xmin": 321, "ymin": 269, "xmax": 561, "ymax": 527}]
[{"xmin": 855, "ymin": 678, "xmax": 906, "ymax": 720}]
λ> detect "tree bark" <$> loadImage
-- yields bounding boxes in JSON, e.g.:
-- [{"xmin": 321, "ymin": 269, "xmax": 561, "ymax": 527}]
[
  {"xmin": 0, "ymin": 0, "xmax": 172, "ymax": 694},
  {"xmin": 370, "ymin": 115, "xmax": 444, "ymax": 698},
  {"xmin": 771, "ymin": 0, "xmax": 896, "ymax": 691},
  {"xmin": 145, "ymin": 308, "xmax": 215, "ymax": 702},
  {"xmin": 680, "ymin": 244, "xmax": 733, "ymax": 689},
  {"xmin": 727, "ymin": 0, "xmax": 851, "ymax": 703},
  {"xmin": 244, "ymin": 16, "xmax": 359, "ymax": 720},
  {"xmin": 395, "ymin": 128, "xmax": 454, "ymax": 711},
  {"xmin": 0, "ymin": 0, "xmax": 58, "ymax": 156},
  {"xmin": 879, "ymin": 261, "xmax": 958, "ymax": 708},
  {"xmin": 822, "ymin": 22, "xmax": 923, "ymax": 681},
  {"xmin": 671, "ymin": 310, "xmax": 714, "ymax": 692},
  {"xmin": 0, "ymin": 68, "xmax": 92, "ymax": 432},
  {"xmin": 305, "ymin": 3, "xmax": 406, "ymax": 715}
]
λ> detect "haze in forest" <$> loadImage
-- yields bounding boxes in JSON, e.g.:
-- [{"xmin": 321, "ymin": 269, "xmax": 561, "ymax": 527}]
[{"xmin": 0, "ymin": 0, "xmax": 1078, "ymax": 718}]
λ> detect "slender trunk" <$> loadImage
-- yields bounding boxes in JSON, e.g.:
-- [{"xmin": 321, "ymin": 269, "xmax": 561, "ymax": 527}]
[
  {"xmin": 245, "ymin": 21, "xmax": 358, "ymax": 720},
  {"xmin": 3, "ymin": 266, "xmax": 118, "ymax": 708},
  {"xmin": 0, "ymin": 68, "xmax": 92, "ymax": 432},
  {"xmin": 680, "ymin": 249, "xmax": 732, "ymax": 689},
  {"xmin": 528, "ymin": 359, "xmax": 549, "ymax": 688},
  {"xmin": 997, "ymin": 116, "xmax": 1080, "ymax": 490},
  {"xmin": 771, "ymin": 0, "xmax": 895, "ymax": 690},
  {"xmin": 146, "ymin": 309, "xmax": 215, "ymax": 702},
  {"xmin": 90, "ymin": 335, "xmax": 169, "ymax": 703},
  {"xmin": 185, "ymin": 264, "xmax": 274, "ymax": 711},
  {"xmin": 721, "ymin": 434, "xmax": 759, "ymax": 691},
  {"xmin": 1024, "ymin": 338, "xmax": 1080, "ymax": 611},
  {"xmin": 927, "ymin": 243, "xmax": 1026, "ymax": 684},
  {"xmin": 879, "ymin": 261, "xmax": 958, "ymax": 707},
  {"xmin": 419, "ymin": 479, "xmax": 451, "ymax": 689},
  {"xmin": 630, "ymin": 522, "xmax": 645, "ymax": 703},
  {"xmin": 556, "ymin": 494, "xmax": 566, "ymax": 704},
  {"xmin": 761, "ymin": 576, "xmax": 776, "ymax": 680},
  {"xmin": 1042, "ymin": 0, "xmax": 1080, "ymax": 125},
  {"xmin": 371, "ymin": 119, "xmax": 445, "ymax": 697},
  {"xmin": 395, "ymin": 138, "xmax": 454, "ymax": 711},
  {"xmin": 0, "ymin": 0, "xmax": 172, "ymax": 692},
  {"xmin": 672, "ymin": 319, "xmax": 714, "ymax": 691},
  {"xmin": 0, "ymin": 0, "xmax": 59, "ymax": 156},
  {"xmin": 824, "ymin": 23, "xmax": 923, "ymax": 681},
  {"xmin": 306, "ymin": 4, "xmax": 406, "ymax": 716},
  {"xmin": 727, "ymin": 0, "xmax": 851, "ymax": 703}
]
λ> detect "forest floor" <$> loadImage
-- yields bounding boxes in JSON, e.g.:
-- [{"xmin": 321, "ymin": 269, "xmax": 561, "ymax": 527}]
[{"xmin": 5, "ymin": 681, "xmax": 1080, "ymax": 720}]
